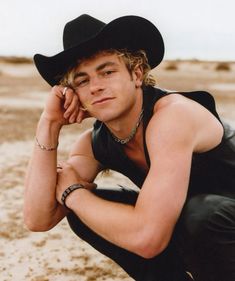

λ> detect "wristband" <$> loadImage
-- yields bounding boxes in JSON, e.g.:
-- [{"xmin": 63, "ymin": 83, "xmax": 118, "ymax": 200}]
[{"xmin": 61, "ymin": 183, "xmax": 85, "ymax": 208}]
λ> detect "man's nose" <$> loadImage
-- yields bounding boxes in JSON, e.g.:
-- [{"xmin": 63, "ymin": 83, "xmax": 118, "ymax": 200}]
[{"xmin": 89, "ymin": 76, "xmax": 104, "ymax": 94}]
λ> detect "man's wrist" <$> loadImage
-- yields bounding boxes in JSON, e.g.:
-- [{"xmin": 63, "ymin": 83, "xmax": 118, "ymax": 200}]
[
  {"xmin": 36, "ymin": 114, "xmax": 62, "ymax": 148},
  {"xmin": 39, "ymin": 112, "xmax": 63, "ymax": 131},
  {"xmin": 35, "ymin": 136, "xmax": 58, "ymax": 151},
  {"xmin": 61, "ymin": 183, "xmax": 86, "ymax": 209}
]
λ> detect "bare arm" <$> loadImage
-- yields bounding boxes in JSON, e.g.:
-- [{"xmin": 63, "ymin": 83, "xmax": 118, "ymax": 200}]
[
  {"xmin": 56, "ymin": 96, "xmax": 223, "ymax": 258},
  {"xmin": 24, "ymin": 116, "xmax": 65, "ymax": 231},
  {"xmin": 24, "ymin": 86, "xmax": 99, "ymax": 231}
]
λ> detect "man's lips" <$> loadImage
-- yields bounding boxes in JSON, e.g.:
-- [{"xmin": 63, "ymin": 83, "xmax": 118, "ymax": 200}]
[{"xmin": 92, "ymin": 97, "xmax": 115, "ymax": 105}]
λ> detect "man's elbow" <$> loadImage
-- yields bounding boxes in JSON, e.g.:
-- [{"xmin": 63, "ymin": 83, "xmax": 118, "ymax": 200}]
[
  {"xmin": 136, "ymin": 242, "xmax": 168, "ymax": 259},
  {"xmin": 24, "ymin": 217, "xmax": 53, "ymax": 232},
  {"xmin": 134, "ymin": 230, "xmax": 170, "ymax": 259},
  {"xmin": 23, "ymin": 210, "xmax": 54, "ymax": 232}
]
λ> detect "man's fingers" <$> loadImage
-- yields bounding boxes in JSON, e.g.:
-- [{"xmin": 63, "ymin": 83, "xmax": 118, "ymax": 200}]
[
  {"xmin": 62, "ymin": 87, "xmax": 68, "ymax": 96},
  {"xmin": 58, "ymin": 161, "xmax": 70, "ymax": 168},
  {"xmin": 56, "ymin": 86, "xmax": 87, "ymax": 124},
  {"xmin": 85, "ymin": 182, "xmax": 97, "ymax": 190},
  {"xmin": 64, "ymin": 94, "xmax": 79, "ymax": 119},
  {"xmin": 76, "ymin": 109, "xmax": 85, "ymax": 123},
  {"xmin": 69, "ymin": 107, "xmax": 79, "ymax": 123},
  {"xmin": 63, "ymin": 88, "xmax": 75, "ymax": 109}
]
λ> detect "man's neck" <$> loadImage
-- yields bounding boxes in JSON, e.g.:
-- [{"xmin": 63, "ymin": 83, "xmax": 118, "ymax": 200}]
[{"xmin": 105, "ymin": 88, "xmax": 143, "ymax": 141}]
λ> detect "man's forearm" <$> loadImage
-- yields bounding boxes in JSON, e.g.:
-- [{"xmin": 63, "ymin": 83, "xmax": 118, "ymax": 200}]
[
  {"xmin": 24, "ymin": 115, "xmax": 63, "ymax": 230},
  {"xmin": 65, "ymin": 188, "xmax": 148, "ymax": 256}
]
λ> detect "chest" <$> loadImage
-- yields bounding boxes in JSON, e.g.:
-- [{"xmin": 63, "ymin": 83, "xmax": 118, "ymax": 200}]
[{"xmin": 123, "ymin": 142, "xmax": 149, "ymax": 174}]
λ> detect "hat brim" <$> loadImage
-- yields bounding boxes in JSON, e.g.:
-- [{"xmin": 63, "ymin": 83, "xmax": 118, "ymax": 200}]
[{"xmin": 34, "ymin": 16, "xmax": 164, "ymax": 86}]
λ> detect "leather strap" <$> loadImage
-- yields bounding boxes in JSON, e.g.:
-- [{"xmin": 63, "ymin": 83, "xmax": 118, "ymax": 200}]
[{"xmin": 61, "ymin": 183, "xmax": 85, "ymax": 208}]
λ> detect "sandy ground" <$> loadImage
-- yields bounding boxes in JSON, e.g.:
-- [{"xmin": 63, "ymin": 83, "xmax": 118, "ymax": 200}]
[{"xmin": 0, "ymin": 58, "xmax": 235, "ymax": 281}]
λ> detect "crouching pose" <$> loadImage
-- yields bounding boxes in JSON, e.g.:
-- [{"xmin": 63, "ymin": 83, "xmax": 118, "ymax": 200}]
[{"xmin": 24, "ymin": 14, "xmax": 235, "ymax": 281}]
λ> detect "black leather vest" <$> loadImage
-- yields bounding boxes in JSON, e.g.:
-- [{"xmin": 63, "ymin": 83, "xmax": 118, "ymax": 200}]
[{"xmin": 91, "ymin": 86, "xmax": 235, "ymax": 198}]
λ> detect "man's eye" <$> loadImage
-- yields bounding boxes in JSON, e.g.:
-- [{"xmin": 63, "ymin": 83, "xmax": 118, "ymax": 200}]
[
  {"xmin": 103, "ymin": 70, "xmax": 115, "ymax": 76},
  {"xmin": 76, "ymin": 79, "xmax": 89, "ymax": 87}
]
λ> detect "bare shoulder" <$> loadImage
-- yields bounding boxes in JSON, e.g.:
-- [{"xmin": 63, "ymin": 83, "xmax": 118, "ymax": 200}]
[
  {"xmin": 147, "ymin": 93, "xmax": 224, "ymax": 153},
  {"xmin": 69, "ymin": 128, "xmax": 94, "ymax": 158}
]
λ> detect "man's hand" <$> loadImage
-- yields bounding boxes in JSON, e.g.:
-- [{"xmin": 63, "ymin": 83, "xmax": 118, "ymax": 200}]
[
  {"xmin": 56, "ymin": 162, "xmax": 97, "ymax": 205},
  {"xmin": 42, "ymin": 85, "xmax": 89, "ymax": 126}
]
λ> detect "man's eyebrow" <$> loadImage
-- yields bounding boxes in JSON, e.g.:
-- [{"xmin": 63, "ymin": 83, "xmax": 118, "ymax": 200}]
[
  {"xmin": 96, "ymin": 61, "xmax": 117, "ymax": 71},
  {"xmin": 74, "ymin": 61, "xmax": 118, "ymax": 80},
  {"xmin": 74, "ymin": 71, "xmax": 87, "ymax": 79}
]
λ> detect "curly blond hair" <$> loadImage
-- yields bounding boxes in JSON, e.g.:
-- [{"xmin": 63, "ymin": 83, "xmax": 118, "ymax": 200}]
[
  {"xmin": 60, "ymin": 49, "xmax": 156, "ymax": 88},
  {"xmin": 116, "ymin": 49, "xmax": 156, "ymax": 87}
]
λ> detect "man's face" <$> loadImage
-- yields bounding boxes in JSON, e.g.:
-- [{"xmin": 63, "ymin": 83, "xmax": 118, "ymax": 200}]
[{"xmin": 72, "ymin": 53, "xmax": 143, "ymax": 123}]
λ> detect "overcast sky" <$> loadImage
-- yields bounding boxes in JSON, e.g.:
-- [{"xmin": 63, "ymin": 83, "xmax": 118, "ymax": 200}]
[{"xmin": 1, "ymin": 0, "xmax": 235, "ymax": 60}]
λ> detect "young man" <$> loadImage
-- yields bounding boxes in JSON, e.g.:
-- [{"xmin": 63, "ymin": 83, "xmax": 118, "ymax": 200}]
[{"xmin": 24, "ymin": 14, "xmax": 235, "ymax": 281}]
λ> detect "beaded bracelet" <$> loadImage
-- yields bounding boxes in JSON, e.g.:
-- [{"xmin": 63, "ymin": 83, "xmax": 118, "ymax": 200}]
[
  {"xmin": 35, "ymin": 137, "xmax": 58, "ymax": 151},
  {"xmin": 61, "ymin": 183, "xmax": 85, "ymax": 208}
]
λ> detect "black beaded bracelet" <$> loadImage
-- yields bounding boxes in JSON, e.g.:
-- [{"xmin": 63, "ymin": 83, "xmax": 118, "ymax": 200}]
[{"xmin": 61, "ymin": 183, "xmax": 85, "ymax": 208}]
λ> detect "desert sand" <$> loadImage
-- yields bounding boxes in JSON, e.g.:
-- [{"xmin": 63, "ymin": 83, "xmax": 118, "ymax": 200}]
[{"xmin": 0, "ymin": 57, "xmax": 234, "ymax": 281}]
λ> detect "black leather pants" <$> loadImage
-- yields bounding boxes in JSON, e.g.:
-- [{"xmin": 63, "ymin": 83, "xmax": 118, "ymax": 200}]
[{"xmin": 67, "ymin": 187, "xmax": 235, "ymax": 281}]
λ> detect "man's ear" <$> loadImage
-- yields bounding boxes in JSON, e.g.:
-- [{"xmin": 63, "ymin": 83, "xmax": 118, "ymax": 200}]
[{"xmin": 133, "ymin": 65, "xmax": 144, "ymax": 88}]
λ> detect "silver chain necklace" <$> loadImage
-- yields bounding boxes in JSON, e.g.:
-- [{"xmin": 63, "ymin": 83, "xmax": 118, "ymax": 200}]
[{"xmin": 110, "ymin": 109, "xmax": 144, "ymax": 144}]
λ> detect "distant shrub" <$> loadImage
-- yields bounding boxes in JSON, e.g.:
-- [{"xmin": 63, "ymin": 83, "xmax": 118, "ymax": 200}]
[
  {"xmin": 215, "ymin": 62, "xmax": 231, "ymax": 71},
  {"xmin": 190, "ymin": 59, "xmax": 200, "ymax": 64},
  {"xmin": 0, "ymin": 56, "xmax": 32, "ymax": 64},
  {"xmin": 165, "ymin": 62, "xmax": 178, "ymax": 71}
]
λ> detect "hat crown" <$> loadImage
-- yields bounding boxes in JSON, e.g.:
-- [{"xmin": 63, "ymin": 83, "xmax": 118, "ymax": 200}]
[{"xmin": 63, "ymin": 14, "xmax": 106, "ymax": 50}]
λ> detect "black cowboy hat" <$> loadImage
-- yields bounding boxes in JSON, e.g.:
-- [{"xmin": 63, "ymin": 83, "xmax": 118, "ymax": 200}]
[{"xmin": 34, "ymin": 14, "xmax": 164, "ymax": 86}]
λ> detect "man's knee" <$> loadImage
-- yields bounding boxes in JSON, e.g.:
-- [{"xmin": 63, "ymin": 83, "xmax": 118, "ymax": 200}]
[
  {"xmin": 178, "ymin": 195, "xmax": 235, "ymax": 280},
  {"xmin": 180, "ymin": 194, "xmax": 235, "ymax": 239}
]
